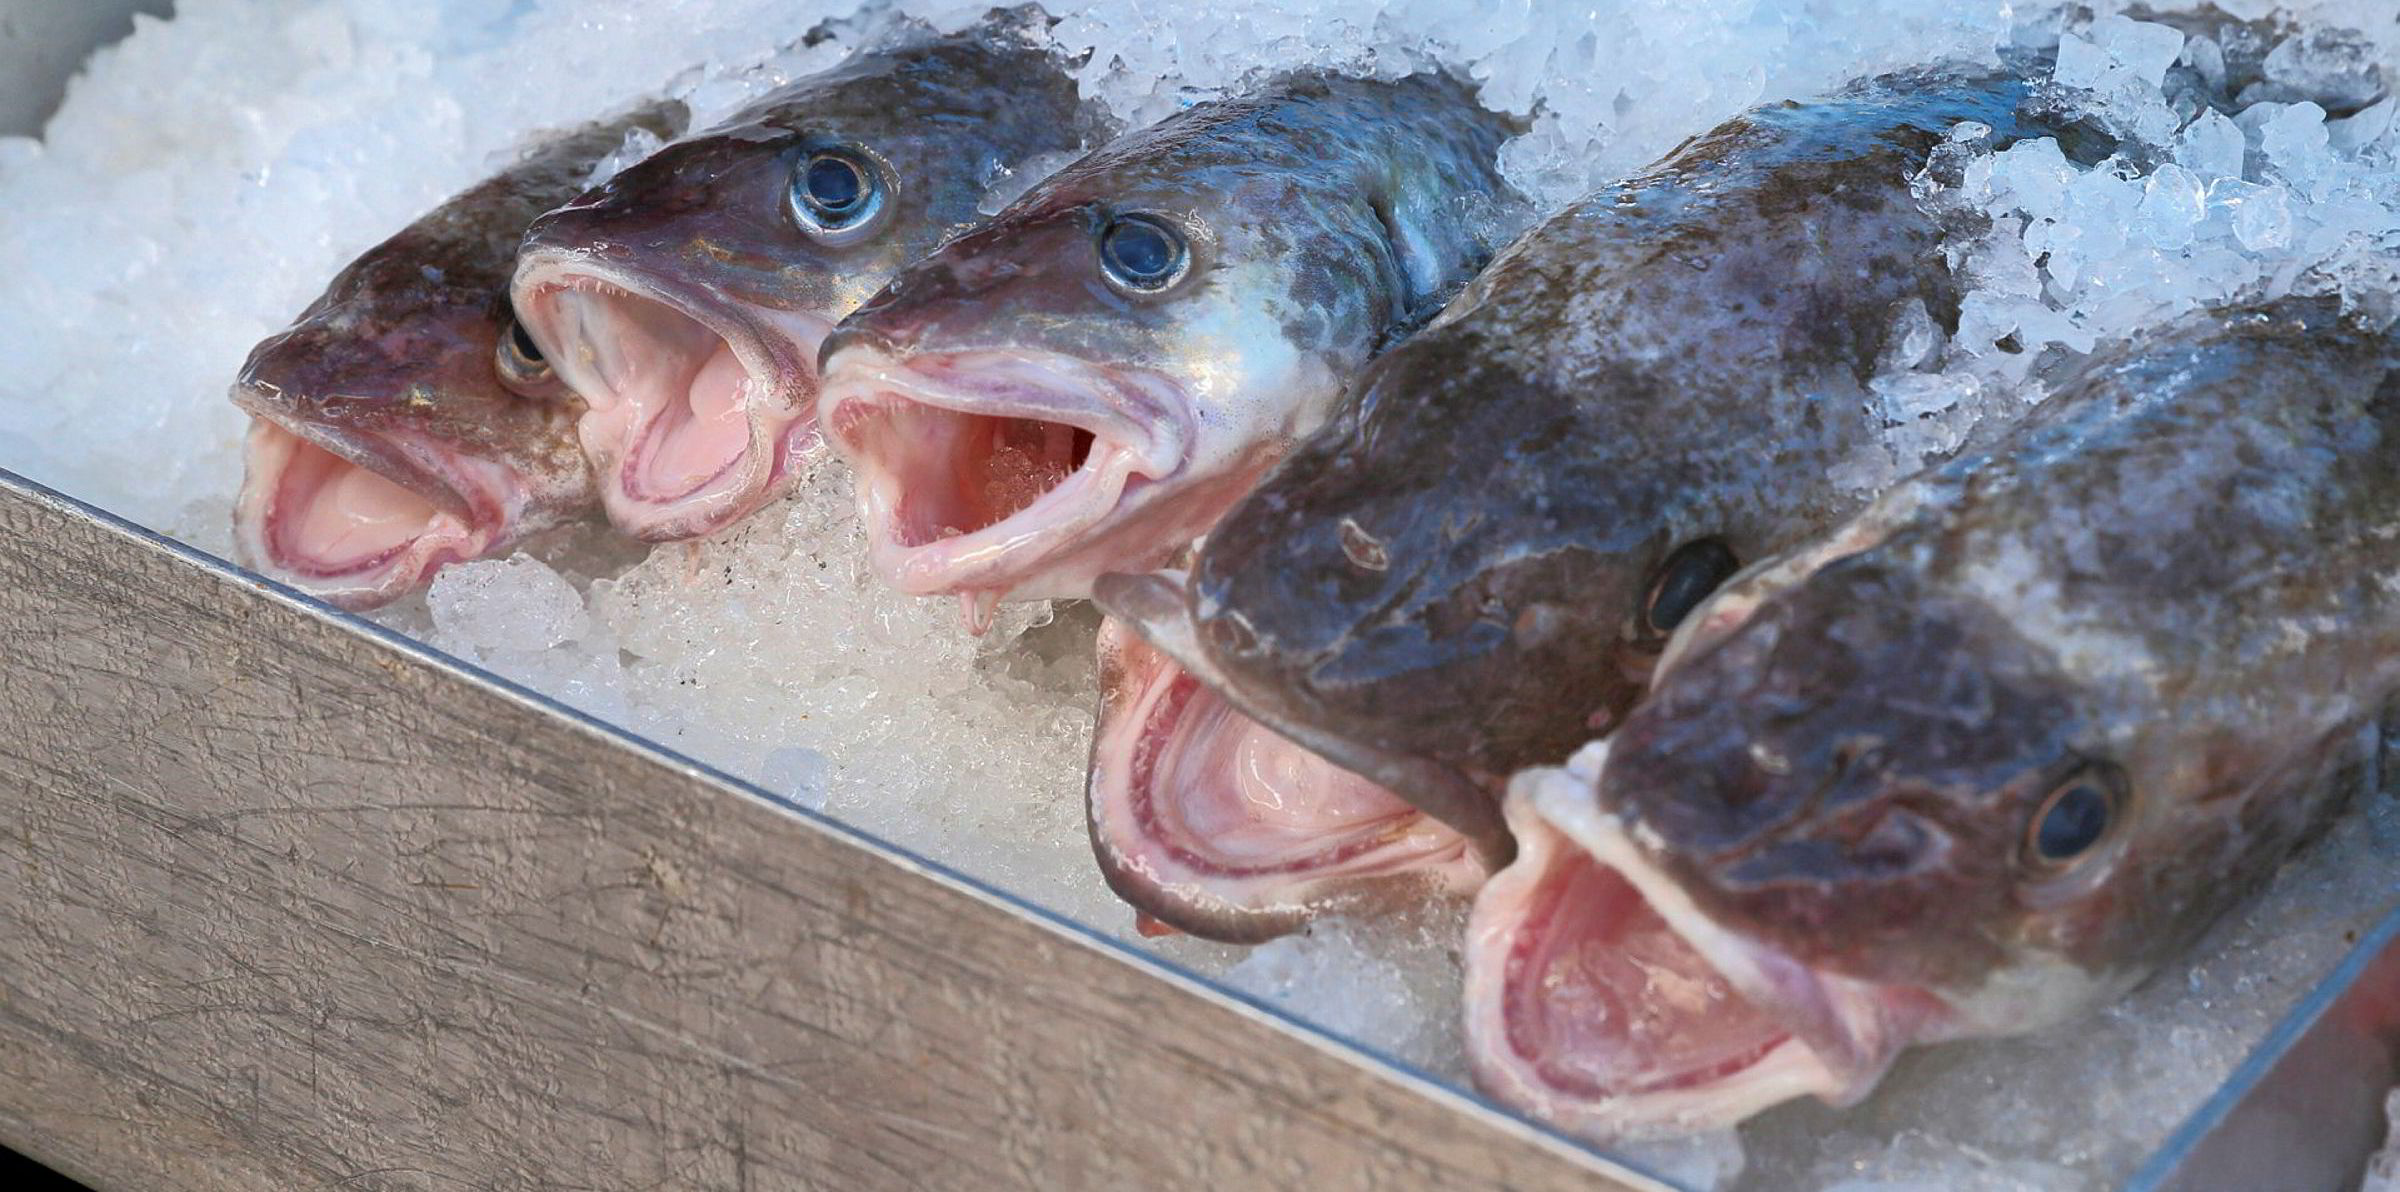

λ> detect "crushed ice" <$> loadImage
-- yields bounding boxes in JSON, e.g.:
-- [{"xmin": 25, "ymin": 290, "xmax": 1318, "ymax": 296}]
[{"xmin": 7, "ymin": 1, "xmax": 2400, "ymax": 1188}]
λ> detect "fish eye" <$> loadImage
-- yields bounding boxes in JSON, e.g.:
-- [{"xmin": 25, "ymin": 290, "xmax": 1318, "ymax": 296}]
[
  {"xmin": 1643, "ymin": 538, "xmax": 1740, "ymax": 637},
  {"xmin": 496, "ymin": 315, "xmax": 553, "ymax": 388},
  {"xmin": 2026, "ymin": 766, "xmax": 2120, "ymax": 866},
  {"xmin": 1099, "ymin": 214, "xmax": 1188, "ymax": 294},
  {"xmin": 788, "ymin": 148, "xmax": 886, "ymax": 241}
]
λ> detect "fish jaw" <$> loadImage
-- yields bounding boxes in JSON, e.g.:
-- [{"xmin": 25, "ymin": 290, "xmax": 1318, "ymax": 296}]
[
  {"xmin": 1085, "ymin": 616, "xmax": 1483, "ymax": 943},
  {"xmin": 821, "ymin": 344, "xmax": 1225, "ymax": 602},
  {"xmin": 1462, "ymin": 752, "xmax": 1949, "ymax": 1140},
  {"xmin": 1095, "ymin": 569, "xmax": 1518, "ymax": 869},
  {"xmin": 511, "ymin": 251, "xmax": 830, "ymax": 542},
  {"xmin": 232, "ymin": 414, "xmax": 532, "ymax": 611}
]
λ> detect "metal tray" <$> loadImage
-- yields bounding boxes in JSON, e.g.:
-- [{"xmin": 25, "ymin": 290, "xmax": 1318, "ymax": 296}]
[
  {"xmin": 0, "ymin": 468, "xmax": 1658, "ymax": 1189},
  {"xmin": 2, "ymin": 6, "xmax": 2394, "ymax": 1187}
]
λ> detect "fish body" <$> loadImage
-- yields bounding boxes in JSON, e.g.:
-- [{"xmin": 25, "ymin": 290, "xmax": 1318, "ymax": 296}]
[
  {"xmin": 232, "ymin": 101, "xmax": 687, "ymax": 610},
  {"xmin": 1111, "ymin": 66, "xmax": 2076, "ymax": 857},
  {"xmin": 512, "ymin": 11, "xmax": 1107, "ymax": 542},
  {"xmin": 1476, "ymin": 297, "xmax": 2400, "ymax": 1137},
  {"xmin": 819, "ymin": 71, "xmax": 1526, "ymax": 610}
]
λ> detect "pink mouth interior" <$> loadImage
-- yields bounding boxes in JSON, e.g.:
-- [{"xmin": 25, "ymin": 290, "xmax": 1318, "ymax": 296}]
[
  {"xmin": 837, "ymin": 398, "xmax": 1095, "ymax": 549},
  {"xmin": 1136, "ymin": 673, "xmax": 1443, "ymax": 871},
  {"xmin": 551, "ymin": 284, "xmax": 755, "ymax": 503},
  {"xmin": 1088, "ymin": 623, "xmax": 1478, "ymax": 940},
  {"xmin": 253, "ymin": 423, "xmax": 452, "ymax": 578},
  {"xmin": 235, "ymin": 419, "xmax": 497, "ymax": 610},
  {"xmin": 1499, "ymin": 844, "xmax": 1794, "ymax": 1099}
]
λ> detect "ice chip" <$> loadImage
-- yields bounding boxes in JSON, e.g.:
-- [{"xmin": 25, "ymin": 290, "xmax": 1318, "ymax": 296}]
[
  {"xmin": 2175, "ymin": 109, "xmax": 2248, "ymax": 179},
  {"xmin": 2137, "ymin": 163, "xmax": 2206, "ymax": 251},
  {"xmin": 584, "ymin": 124, "xmax": 667, "ymax": 188},
  {"xmin": 2096, "ymin": 16, "xmax": 2187, "ymax": 89},
  {"xmin": 2054, "ymin": 32, "xmax": 2107, "ymax": 92},
  {"xmin": 2182, "ymin": 35, "xmax": 2226, "ymax": 92},
  {"xmin": 427, "ymin": 555, "xmax": 590, "ymax": 652},
  {"xmin": 2259, "ymin": 101, "xmax": 2332, "ymax": 188},
  {"xmin": 2209, "ymin": 176, "xmax": 2296, "ymax": 251},
  {"xmin": 1987, "ymin": 137, "xmax": 2073, "ymax": 217}
]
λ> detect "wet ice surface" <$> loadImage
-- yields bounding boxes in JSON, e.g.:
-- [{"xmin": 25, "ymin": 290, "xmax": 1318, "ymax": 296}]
[{"xmin": 10, "ymin": 1, "xmax": 2400, "ymax": 1188}]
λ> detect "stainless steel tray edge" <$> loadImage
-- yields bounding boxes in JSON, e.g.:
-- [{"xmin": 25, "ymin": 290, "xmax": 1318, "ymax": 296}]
[
  {"xmin": 0, "ymin": 467, "xmax": 1667, "ymax": 1191},
  {"xmin": 2126, "ymin": 899, "xmax": 2400, "ymax": 1192}
]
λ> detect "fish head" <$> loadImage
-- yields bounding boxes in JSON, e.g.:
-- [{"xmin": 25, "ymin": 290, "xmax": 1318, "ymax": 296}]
[
  {"xmin": 232, "ymin": 244, "xmax": 587, "ymax": 611},
  {"xmin": 1605, "ymin": 554, "xmax": 2132, "ymax": 1001},
  {"xmin": 513, "ymin": 27, "xmax": 1095, "ymax": 540},
  {"xmin": 1468, "ymin": 546, "xmax": 2188, "ymax": 1136},
  {"xmin": 820, "ymin": 128, "xmax": 1395, "ymax": 604},
  {"xmin": 1166, "ymin": 329, "xmax": 1747, "ymax": 813}
]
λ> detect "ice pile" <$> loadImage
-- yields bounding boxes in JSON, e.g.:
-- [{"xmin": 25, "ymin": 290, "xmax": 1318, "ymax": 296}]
[
  {"xmin": 1833, "ymin": 3, "xmax": 2400, "ymax": 492},
  {"xmin": 9, "ymin": 0, "xmax": 2400, "ymax": 1189}
]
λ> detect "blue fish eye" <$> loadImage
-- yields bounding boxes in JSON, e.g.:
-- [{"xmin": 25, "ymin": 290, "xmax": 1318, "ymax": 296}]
[
  {"xmin": 2030, "ymin": 772, "xmax": 2115, "ymax": 863},
  {"xmin": 1100, "ymin": 215, "xmax": 1186, "ymax": 292},
  {"xmin": 790, "ymin": 149, "xmax": 883, "ymax": 237}
]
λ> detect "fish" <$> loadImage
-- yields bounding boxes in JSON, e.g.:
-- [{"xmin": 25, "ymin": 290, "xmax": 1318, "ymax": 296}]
[
  {"xmin": 1085, "ymin": 612, "xmax": 1482, "ymax": 943},
  {"xmin": 511, "ymin": 11, "xmax": 1108, "ymax": 543},
  {"xmin": 231, "ymin": 100, "xmax": 689, "ymax": 611},
  {"xmin": 1471, "ymin": 296, "xmax": 2400, "ymax": 1139},
  {"xmin": 816, "ymin": 70, "xmax": 1527, "ymax": 623},
  {"xmin": 1098, "ymin": 63, "xmax": 2094, "ymax": 862}
]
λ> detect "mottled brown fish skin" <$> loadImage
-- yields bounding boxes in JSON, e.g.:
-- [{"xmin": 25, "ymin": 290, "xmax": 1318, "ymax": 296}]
[
  {"xmin": 234, "ymin": 102, "xmax": 685, "ymax": 509},
  {"xmin": 1182, "ymin": 66, "xmax": 2077, "ymax": 825},
  {"xmin": 1605, "ymin": 296, "xmax": 2400, "ymax": 1002}
]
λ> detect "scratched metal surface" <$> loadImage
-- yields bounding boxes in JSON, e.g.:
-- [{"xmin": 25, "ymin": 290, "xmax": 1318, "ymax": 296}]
[{"xmin": 0, "ymin": 468, "xmax": 1662, "ymax": 1191}]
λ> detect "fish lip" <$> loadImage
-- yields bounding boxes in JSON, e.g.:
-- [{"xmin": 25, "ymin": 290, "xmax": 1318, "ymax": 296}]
[
  {"xmin": 1085, "ymin": 617, "xmax": 1483, "ymax": 943},
  {"xmin": 1095, "ymin": 569, "xmax": 1518, "ymax": 871},
  {"xmin": 510, "ymin": 249, "xmax": 827, "ymax": 541},
  {"xmin": 230, "ymin": 409, "xmax": 523, "ymax": 611},
  {"xmin": 1462, "ymin": 773, "xmax": 1850, "ymax": 1140},
  {"xmin": 819, "ymin": 344, "xmax": 1191, "ymax": 599},
  {"xmin": 1485, "ymin": 751, "xmax": 1948, "ymax": 1129}
]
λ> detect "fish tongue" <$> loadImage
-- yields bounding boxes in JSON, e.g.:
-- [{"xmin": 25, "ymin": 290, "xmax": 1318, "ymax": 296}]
[{"xmin": 1086, "ymin": 618, "xmax": 1482, "ymax": 943}]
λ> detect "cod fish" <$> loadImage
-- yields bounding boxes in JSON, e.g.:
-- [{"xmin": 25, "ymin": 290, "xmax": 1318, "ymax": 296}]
[
  {"xmin": 512, "ymin": 12, "xmax": 1107, "ymax": 542},
  {"xmin": 817, "ymin": 70, "xmax": 1526, "ymax": 617},
  {"xmin": 231, "ymin": 102, "xmax": 687, "ymax": 611},
  {"xmin": 1101, "ymin": 64, "xmax": 2090, "ymax": 862},
  {"xmin": 1471, "ymin": 297, "xmax": 2400, "ymax": 1139}
]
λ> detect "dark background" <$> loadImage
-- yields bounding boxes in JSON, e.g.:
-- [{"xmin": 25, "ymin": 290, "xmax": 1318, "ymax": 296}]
[{"xmin": 3, "ymin": 1147, "xmax": 87, "ymax": 1190}]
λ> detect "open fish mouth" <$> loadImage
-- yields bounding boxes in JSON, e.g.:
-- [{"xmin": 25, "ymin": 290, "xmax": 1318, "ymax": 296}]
[
  {"xmin": 1086, "ymin": 617, "xmax": 1481, "ymax": 943},
  {"xmin": 512, "ymin": 252, "xmax": 827, "ymax": 541},
  {"xmin": 1464, "ymin": 746, "xmax": 1947, "ymax": 1140},
  {"xmin": 820, "ymin": 346, "xmax": 1191, "ymax": 607},
  {"xmin": 232, "ymin": 413, "xmax": 520, "ymax": 611},
  {"xmin": 1096, "ymin": 570, "xmax": 1518, "ymax": 869}
]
